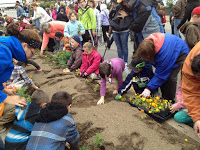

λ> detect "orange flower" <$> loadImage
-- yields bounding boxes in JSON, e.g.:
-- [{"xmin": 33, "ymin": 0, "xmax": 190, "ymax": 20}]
[
  {"xmin": 130, "ymin": 97, "xmax": 132, "ymax": 101},
  {"xmin": 140, "ymin": 110, "xmax": 144, "ymax": 113},
  {"xmin": 29, "ymin": 75, "xmax": 32, "ymax": 78},
  {"xmin": 45, "ymin": 55, "xmax": 47, "ymax": 57}
]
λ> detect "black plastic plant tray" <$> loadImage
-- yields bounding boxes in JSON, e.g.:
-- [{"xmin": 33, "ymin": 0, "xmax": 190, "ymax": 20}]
[{"xmin": 128, "ymin": 101, "xmax": 174, "ymax": 122}]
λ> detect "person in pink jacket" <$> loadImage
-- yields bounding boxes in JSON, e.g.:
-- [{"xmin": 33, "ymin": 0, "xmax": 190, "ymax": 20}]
[
  {"xmin": 79, "ymin": 42, "xmax": 102, "ymax": 79},
  {"xmin": 52, "ymin": 7, "xmax": 58, "ymax": 20},
  {"xmin": 40, "ymin": 21, "xmax": 66, "ymax": 55}
]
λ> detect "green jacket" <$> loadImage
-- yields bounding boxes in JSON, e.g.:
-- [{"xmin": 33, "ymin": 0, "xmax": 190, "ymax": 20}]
[{"xmin": 78, "ymin": 5, "xmax": 96, "ymax": 31}]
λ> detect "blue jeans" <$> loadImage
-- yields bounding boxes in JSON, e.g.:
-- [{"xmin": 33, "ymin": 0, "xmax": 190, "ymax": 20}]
[
  {"xmin": 174, "ymin": 110, "xmax": 194, "ymax": 127},
  {"xmin": 113, "ymin": 31, "xmax": 129, "ymax": 63},
  {"xmin": 174, "ymin": 18, "xmax": 182, "ymax": 38},
  {"xmin": 32, "ymin": 19, "xmax": 40, "ymax": 30}
]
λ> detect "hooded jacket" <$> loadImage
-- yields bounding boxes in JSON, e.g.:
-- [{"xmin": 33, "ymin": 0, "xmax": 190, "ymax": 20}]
[
  {"xmin": 173, "ymin": 0, "xmax": 186, "ymax": 19},
  {"xmin": 177, "ymin": 0, "xmax": 199, "ymax": 29},
  {"xmin": 26, "ymin": 103, "xmax": 80, "ymax": 150},
  {"xmin": 180, "ymin": 21, "xmax": 200, "ymax": 50},
  {"xmin": 182, "ymin": 41, "xmax": 200, "ymax": 123},
  {"xmin": 5, "ymin": 102, "xmax": 41, "ymax": 150},
  {"xmin": 0, "ymin": 36, "xmax": 26, "ymax": 103},
  {"xmin": 78, "ymin": 4, "xmax": 96, "ymax": 31},
  {"xmin": 145, "ymin": 33, "xmax": 189, "ymax": 90}
]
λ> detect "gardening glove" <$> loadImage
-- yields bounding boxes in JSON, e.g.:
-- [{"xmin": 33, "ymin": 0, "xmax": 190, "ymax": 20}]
[
  {"xmin": 140, "ymin": 88, "xmax": 151, "ymax": 97},
  {"xmin": 115, "ymin": 94, "xmax": 121, "ymax": 100}
]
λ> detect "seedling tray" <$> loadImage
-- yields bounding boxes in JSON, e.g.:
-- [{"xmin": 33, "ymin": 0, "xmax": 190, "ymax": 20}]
[{"xmin": 128, "ymin": 101, "xmax": 174, "ymax": 122}]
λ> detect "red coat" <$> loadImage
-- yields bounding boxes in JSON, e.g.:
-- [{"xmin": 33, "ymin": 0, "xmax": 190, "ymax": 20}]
[{"xmin": 80, "ymin": 50, "xmax": 102, "ymax": 75}]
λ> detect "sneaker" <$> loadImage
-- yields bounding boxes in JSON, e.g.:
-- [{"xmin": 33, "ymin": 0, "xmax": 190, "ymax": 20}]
[
  {"xmin": 0, "ymin": 126, "xmax": 6, "ymax": 134},
  {"xmin": 37, "ymin": 68, "xmax": 42, "ymax": 71}
]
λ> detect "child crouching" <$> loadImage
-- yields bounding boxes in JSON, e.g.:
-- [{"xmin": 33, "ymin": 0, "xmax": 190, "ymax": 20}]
[
  {"xmin": 5, "ymin": 90, "xmax": 49, "ymax": 150},
  {"xmin": 116, "ymin": 57, "xmax": 155, "ymax": 100},
  {"xmin": 79, "ymin": 42, "xmax": 102, "ymax": 79},
  {"xmin": 63, "ymin": 35, "xmax": 83, "ymax": 73},
  {"xmin": 26, "ymin": 91, "xmax": 80, "ymax": 150}
]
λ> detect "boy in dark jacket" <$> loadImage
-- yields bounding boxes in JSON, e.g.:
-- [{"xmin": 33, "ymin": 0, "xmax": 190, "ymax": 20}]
[
  {"xmin": 180, "ymin": 6, "xmax": 200, "ymax": 50},
  {"xmin": 115, "ymin": 57, "xmax": 154, "ymax": 100},
  {"xmin": 63, "ymin": 36, "xmax": 83, "ymax": 73},
  {"xmin": 26, "ymin": 91, "xmax": 80, "ymax": 150},
  {"xmin": 5, "ymin": 90, "xmax": 49, "ymax": 150},
  {"xmin": 56, "ymin": 9, "xmax": 69, "ymax": 22}
]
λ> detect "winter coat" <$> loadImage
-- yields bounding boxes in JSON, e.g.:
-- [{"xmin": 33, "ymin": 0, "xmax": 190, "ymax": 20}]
[
  {"xmin": 57, "ymin": 6, "xmax": 66, "ymax": 14},
  {"xmin": 180, "ymin": 21, "xmax": 200, "ymax": 50},
  {"xmin": 0, "ymin": 36, "xmax": 26, "ymax": 103},
  {"xmin": 100, "ymin": 8, "xmax": 110, "ymax": 26},
  {"xmin": 100, "ymin": 58, "xmax": 125, "ymax": 97},
  {"xmin": 80, "ymin": 50, "xmax": 102, "ymax": 75},
  {"xmin": 94, "ymin": 9, "xmax": 101, "ymax": 37},
  {"xmin": 177, "ymin": 0, "xmax": 199, "ymax": 29},
  {"xmin": 5, "ymin": 102, "xmax": 41, "ymax": 150},
  {"xmin": 78, "ymin": 4, "xmax": 96, "ymax": 31},
  {"xmin": 52, "ymin": 10, "xmax": 57, "ymax": 20},
  {"xmin": 130, "ymin": 0, "xmax": 162, "ymax": 43},
  {"xmin": 145, "ymin": 33, "xmax": 189, "ymax": 90},
  {"xmin": 67, "ymin": 46, "xmax": 83, "ymax": 71},
  {"xmin": 56, "ymin": 13, "xmax": 69, "ymax": 22},
  {"xmin": 173, "ymin": 0, "xmax": 186, "ymax": 19},
  {"xmin": 31, "ymin": 7, "xmax": 51, "ymax": 24},
  {"xmin": 182, "ymin": 41, "xmax": 200, "ymax": 123},
  {"xmin": 26, "ymin": 103, "xmax": 80, "ymax": 150},
  {"xmin": 64, "ymin": 20, "xmax": 85, "ymax": 41},
  {"xmin": 41, "ymin": 21, "xmax": 66, "ymax": 51}
]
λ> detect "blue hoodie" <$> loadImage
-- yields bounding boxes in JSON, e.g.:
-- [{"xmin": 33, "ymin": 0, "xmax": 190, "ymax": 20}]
[{"xmin": 0, "ymin": 36, "xmax": 26, "ymax": 103}]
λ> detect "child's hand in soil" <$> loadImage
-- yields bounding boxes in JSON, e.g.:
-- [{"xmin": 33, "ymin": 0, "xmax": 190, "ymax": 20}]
[
  {"xmin": 65, "ymin": 142, "xmax": 70, "ymax": 149},
  {"xmin": 169, "ymin": 105, "xmax": 175, "ymax": 113},
  {"xmin": 97, "ymin": 96, "xmax": 104, "ymax": 105},
  {"xmin": 113, "ymin": 90, "xmax": 118, "ymax": 95},
  {"xmin": 194, "ymin": 120, "xmax": 200, "ymax": 138},
  {"xmin": 63, "ymin": 68, "xmax": 70, "ymax": 73}
]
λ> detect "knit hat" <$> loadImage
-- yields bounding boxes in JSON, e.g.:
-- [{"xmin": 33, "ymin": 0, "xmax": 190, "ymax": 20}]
[
  {"xmin": 129, "ymin": 57, "xmax": 145, "ymax": 71},
  {"xmin": 72, "ymin": 35, "xmax": 81, "ymax": 44},
  {"xmin": 192, "ymin": 6, "xmax": 200, "ymax": 15}
]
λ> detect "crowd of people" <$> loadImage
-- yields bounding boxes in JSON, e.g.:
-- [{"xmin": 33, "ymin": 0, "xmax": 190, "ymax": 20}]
[{"xmin": 0, "ymin": 0, "xmax": 200, "ymax": 149}]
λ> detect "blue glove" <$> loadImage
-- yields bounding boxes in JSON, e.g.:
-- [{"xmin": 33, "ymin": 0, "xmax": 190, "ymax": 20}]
[{"xmin": 115, "ymin": 94, "xmax": 121, "ymax": 100}]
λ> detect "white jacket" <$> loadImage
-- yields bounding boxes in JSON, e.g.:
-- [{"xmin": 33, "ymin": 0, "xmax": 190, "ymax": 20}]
[{"xmin": 32, "ymin": 7, "xmax": 51, "ymax": 24}]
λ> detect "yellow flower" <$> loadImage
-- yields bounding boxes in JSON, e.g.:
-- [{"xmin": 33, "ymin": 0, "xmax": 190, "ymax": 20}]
[
  {"xmin": 185, "ymin": 139, "xmax": 188, "ymax": 142},
  {"xmin": 135, "ymin": 93, "xmax": 137, "ymax": 96},
  {"xmin": 159, "ymin": 106, "xmax": 162, "ymax": 109},
  {"xmin": 119, "ymin": 96, "xmax": 122, "ymax": 99},
  {"xmin": 149, "ymin": 111, "xmax": 152, "ymax": 113},
  {"xmin": 96, "ymin": 84, "xmax": 99, "ymax": 86},
  {"xmin": 149, "ymin": 99, "xmax": 152, "ymax": 102},
  {"xmin": 156, "ymin": 96, "xmax": 160, "ymax": 100},
  {"xmin": 45, "ymin": 55, "xmax": 47, "ymax": 57},
  {"xmin": 169, "ymin": 100, "xmax": 172, "ymax": 103},
  {"xmin": 142, "ymin": 98, "xmax": 145, "ymax": 101},
  {"xmin": 152, "ymin": 103, "xmax": 155, "ymax": 107},
  {"xmin": 29, "ymin": 75, "xmax": 32, "ymax": 78},
  {"xmin": 92, "ymin": 77, "xmax": 94, "ymax": 80},
  {"xmin": 52, "ymin": 61, "xmax": 55, "ymax": 63},
  {"xmin": 133, "ymin": 77, "xmax": 135, "ymax": 80},
  {"xmin": 156, "ymin": 108, "xmax": 159, "ymax": 112}
]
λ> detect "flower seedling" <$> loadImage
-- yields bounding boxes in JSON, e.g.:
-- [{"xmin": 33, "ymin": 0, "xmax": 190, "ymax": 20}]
[
  {"xmin": 79, "ymin": 146, "xmax": 89, "ymax": 150},
  {"xmin": 92, "ymin": 133, "xmax": 104, "ymax": 148},
  {"xmin": 93, "ymin": 84, "xmax": 100, "ymax": 92},
  {"xmin": 85, "ymin": 78, "xmax": 93, "ymax": 83},
  {"xmin": 52, "ymin": 61, "xmax": 57, "ymax": 68},
  {"xmin": 121, "ymin": 97, "xmax": 126, "ymax": 102},
  {"xmin": 75, "ymin": 69, "xmax": 80, "ymax": 76},
  {"xmin": 15, "ymin": 86, "xmax": 31, "ymax": 103},
  {"xmin": 45, "ymin": 55, "xmax": 50, "ymax": 63}
]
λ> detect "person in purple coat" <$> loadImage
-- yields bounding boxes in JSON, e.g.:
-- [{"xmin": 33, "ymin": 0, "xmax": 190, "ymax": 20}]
[{"xmin": 97, "ymin": 58, "xmax": 128, "ymax": 105}]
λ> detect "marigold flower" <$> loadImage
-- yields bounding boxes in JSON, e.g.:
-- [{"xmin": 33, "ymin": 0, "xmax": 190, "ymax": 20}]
[
  {"xmin": 130, "ymin": 97, "xmax": 132, "ymax": 101},
  {"xmin": 52, "ymin": 61, "xmax": 55, "ymax": 63},
  {"xmin": 149, "ymin": 111, "xmax": 152, "ymax": 113},
  {"xmin": 96, "ymin": 84, "xmax": 99, "ymax": 86},
  {"xmin": 159, "ymin": 106, "xmax": 162, "ymax": 109},
  {"xmin": 29, "ymin": 75, "xmax": 32, "ymax": 78},
  {"xmin": 119, "ymin": 96, "xmax": 122, "ymax": 99},
  {"xmin": 133, "ymin": 77, "xmax": 135, "ymax": 80},
  {"xmin": 156, "ymin": 109, "xmax": 159, "ymax": 112},
  {"xmin": 142, "ymin": 98, "xmax": 145, "ymax": 101},
  {"xmin": 45, "ymin": 55, "xmax": 47, "ymax": 57},
  {"xmin": 140, "ymin": 110, "xmax": 144, "ymax": 113},
  {"xmin": 185, "ymin": 139, "xmax": 188, "ymax": 142},
  {"xmin": 149, "ymin": 99, "xmax": 152, "ymax": 102},
  {"xmin": 156, "ymin": 96, "xmax": 160, "ymax": 100}
]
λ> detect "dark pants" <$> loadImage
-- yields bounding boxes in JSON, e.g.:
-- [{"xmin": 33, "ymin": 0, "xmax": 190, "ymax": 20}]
[
  {"xmin": 160, "ymin": 52, "xmax": 187, "ymax": 102},
  {"xmin": 0, "ymin": 136, "xmax": 4, "ymax": 150},
  {"xmin": 47, "ymin": 38, "xmax": 56, "ymax": 52},
  {"xmin": 133, "ymin": 82, "xmax": 157, "ymax": 95},
  {"xmin": 102, "ymin": 25, "xmax": 109, "ymax": 43},
  {"xmin": 82, "ymin": 29, "xmax": 95, "ymax": 46},
  {"xmin": 17, "ymin": 59, "xmax": 41, "ymax": 69}
]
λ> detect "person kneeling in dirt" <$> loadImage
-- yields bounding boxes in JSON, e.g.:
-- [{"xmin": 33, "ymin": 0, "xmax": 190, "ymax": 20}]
[
  {"xmin": 63, "ymin": 36, "xmax": 83, "ymax": 73},
  {"xmin": 97, "ymin": 58, "xmax": 129, "ymax": 105},
  {"xmin": 5, "ymin": 90, "xmax": 49, "ymax": 150},
  {"xmin": 115, "ymin": 57, "xmax": 155, "ymax": 100},
  {"xmin": 26, "ymin": 91, "xmax": 80, "ymax": 150},
  {"xmin": 79, "ymin": 42, "xmax": 102, "ymax": 79},
  {"xmin": 181, "ymin": 42, "xmax": 200, "ymax": 137},
  {"xmin": 55, "ymin": 32, "xmax": 72, "ymax": 54}
]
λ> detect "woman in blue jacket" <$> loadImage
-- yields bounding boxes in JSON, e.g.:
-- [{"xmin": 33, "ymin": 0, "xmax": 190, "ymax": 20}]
[
  {"xmin": 135, "ymin": 33, "xmax": 189, "ymax": 102},
  {"xmin": 0, "ymin": 22, "xmax": 41, "ymax": 107}
]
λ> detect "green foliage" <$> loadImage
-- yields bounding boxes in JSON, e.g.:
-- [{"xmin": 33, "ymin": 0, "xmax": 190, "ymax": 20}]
[
  {"xmin": 15, "ymin": 86, "xmax": 31, "ymax": 103},
  {"xmin": 92, "ymin": 133, "xmax": 104, "ymax": 148},
  {"xmin": 75, "ymin": 69, "xmax": 80, "ymax": 76},
  {"xmin": 54, "ymin": 51, "xmax": 71, "ymax": 69},
  {"xmin": 79, "ymin": 146, "xmax": 89, "ymax": 150},
  {"xmin": 141, "ymin": 114, "xmax": 147, "ymax": 119},
  {"xmin": 38, "ymin": 2, "xmax": 56, "ymax": 8},
  {"xmin": 121, "ymin": 97, "xmax": 127, "ymax": 102},
  {"xmin": 93, "ymin": 84, "xmax": 100, "ymax": 92},
  {"xmin": 85, "ymin": 78, "xmax": 93, "ymax": 83}
]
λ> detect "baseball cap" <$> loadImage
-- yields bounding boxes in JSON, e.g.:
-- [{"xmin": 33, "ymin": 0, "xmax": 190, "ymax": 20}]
[
  {"xmin": 128, "ymin": 57, "xmax": 145, "ymax": 71},
  {"xmin": 192, "ymin": 6, "xmax": 200, "ymax": 15}
]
